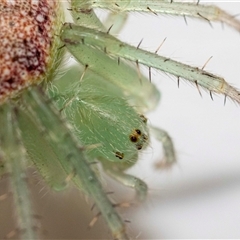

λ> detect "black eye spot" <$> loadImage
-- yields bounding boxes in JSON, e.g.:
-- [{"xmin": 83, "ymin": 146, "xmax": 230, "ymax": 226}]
[
  {"xmin": 135, "ymin": 129, "xmax": 141, "ymax": 135},
  {"xmin": 130, "ymin": 135, "xmax": 138, "ymax": 142},
  {"xmin": 136, "ymin": 144, "xmax": 142, "ymax": 150},
  {"xmin": 115, "ymin": 151, "xmax": 124, "ymax": 160},
  {"xmin": 143, "ymin": 134, "xmax": 148, "ymax": 141},
  {"xmin": 140, "ymin": 114, "xmax": 147, "ymax": 123}
]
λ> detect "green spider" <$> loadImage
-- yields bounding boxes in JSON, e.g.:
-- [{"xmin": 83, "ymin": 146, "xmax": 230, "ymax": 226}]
[{"xmin": 0, "ymin": 0, "xmax": 240, "ymax": 239}]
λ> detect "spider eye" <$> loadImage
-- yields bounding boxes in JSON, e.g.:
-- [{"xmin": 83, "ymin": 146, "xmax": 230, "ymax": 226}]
[
  {"xmin": 136, "ymin": 144, "xmax": 143, "ymax": 150},
  {"xmin": 143, "ymin": 134, "xmax": 148, "ymax": 141},
  {"xmin": 139, "ymin": 114, "xmax": 147, "ymax": 123},
  {"xmin": 135, "ymin": 129, "xmax": 141, "ymax": 135},
  {"xmin": 130, "ymin": 135, "xmax": 138, "ymax": 142},
  {"xmin": 115, "ymin": 151, "xmax": 124, "ymax": 160},
  {"xmin": 129, "ymin": 129, "xmax": 142, "ymax": 142}
]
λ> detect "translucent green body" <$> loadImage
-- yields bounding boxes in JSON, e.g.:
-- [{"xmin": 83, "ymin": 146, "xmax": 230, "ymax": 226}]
[
  {"xmin": 1, "ymin": 1, "xmax": 240, "ymax": 239},
  {"xmin": 52, "ymin": 68, "xmax": 149, "ymax": 168}
]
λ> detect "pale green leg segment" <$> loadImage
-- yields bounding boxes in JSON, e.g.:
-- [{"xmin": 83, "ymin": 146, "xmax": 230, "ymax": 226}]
[
  {"xmin": 106, "ymin": 169, "xmax": 148, "ymax": 202},
  {"xmin": 91, "ymin": 0, "xmax": 240, "ymax": 32},
  {"xmin": 104, "ymin": 12, "xmax": 129, "ymax": 35},
  {"xmin": 61, "ymin": 24, "xmax": 240, "ymax": 104},
  {"xmin": 70, "ymin": 0, "xmax": 160, "ymax": 113},
  {"xmin": 62, "ymin": 41, "xmax": 160, "ymax": 111},
  {"xmin": 16, "ymin": 98, "xmax": 71, "ymax": 192},
  {"xmin": 0, "ymin": 104, "xmax": 37, "ymax": 239},
  {"xmin": 71, "ymin": 0, "xmax": 129, "ymax": 35},
  {"xmin": 71, "ymin": 0, "xmax": 105, "ymax": 29},
  {"xmin": 17, "ymin": 87, "xmax": 129, "ymax": 240},
  {"xmin": 150, "ymin": 126, "xmax": 176, "ymax": 168}
]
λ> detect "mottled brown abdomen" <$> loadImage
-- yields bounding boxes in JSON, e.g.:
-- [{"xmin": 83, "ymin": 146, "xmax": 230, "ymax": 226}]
[{"xmin": 0, "ymin": 0, "xmax": 63, "ymax": 103}]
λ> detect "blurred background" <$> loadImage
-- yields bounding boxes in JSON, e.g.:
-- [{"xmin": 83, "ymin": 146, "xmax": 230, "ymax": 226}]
[
  {"xmin": 122, "ymin": 1, "xmax": 240, "ymax": 238},
  {"xmin": 1, "ymin": 1, "xmax": 240, "ymax": 239}
]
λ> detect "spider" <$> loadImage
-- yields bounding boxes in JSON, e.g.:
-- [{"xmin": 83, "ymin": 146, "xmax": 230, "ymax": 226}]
[{"xmin": 0, "ymin": 0, "xmax": 240, "ymax": 239}]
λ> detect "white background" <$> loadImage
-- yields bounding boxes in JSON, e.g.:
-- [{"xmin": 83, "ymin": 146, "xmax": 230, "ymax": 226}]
[{"xmin": 116, "ymin": 1, "xmax": 240, "ymax": 239}]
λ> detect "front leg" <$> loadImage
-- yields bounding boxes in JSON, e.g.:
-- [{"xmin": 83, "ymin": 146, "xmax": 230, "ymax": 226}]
[
  {"xmin": 150, "ymin": 126, "xmax": 176, "ymax": 169},
  {"xmin": 106, "ymin": 168, "xmax": 148, "ymax": 202}
]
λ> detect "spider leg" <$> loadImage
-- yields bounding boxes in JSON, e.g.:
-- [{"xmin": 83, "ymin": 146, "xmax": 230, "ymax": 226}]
[
  {"xmin": 70, "ymin": 0, "xmax": 105, "ymax": 29},
  {"xmin": 90, "ymin": 0, "xmax": 240, "ymax": 32},
  {"xmin": 0, "ymin": 104, "xmax": 37, "ymax": 239},
  {"xmin": 104, "ymin": 12, "xmax": 129, "ymax": 35},
  {"xmin": 150, "ymin": 126, "xmax": 176, "ymax": 169},
  {"xmin": 69, "ymin": 0, "xmax": 160, "ymax": 113},
  {"xmin": 61, "ymin": 23, "xmax": 240, "ymax": 104},
  {"xmin": 16, "ymin": 88, "xmax": 129, "ymax": 240},
  {"xmin": 106, "ymin": 168, "xmax": 148, "ymax": 202},
  {"xmin": 71, "ymin": 0, "xmax": 129, "ymax": 34},
  {"xmin": 61, "ymin": 33, "xmax": 160, "ymax": 112}
]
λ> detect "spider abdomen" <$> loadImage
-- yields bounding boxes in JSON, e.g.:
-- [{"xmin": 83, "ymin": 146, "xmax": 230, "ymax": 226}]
[{"xmin": 0, "ymin": 0, "xmax": 63, "ymax": 103}]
